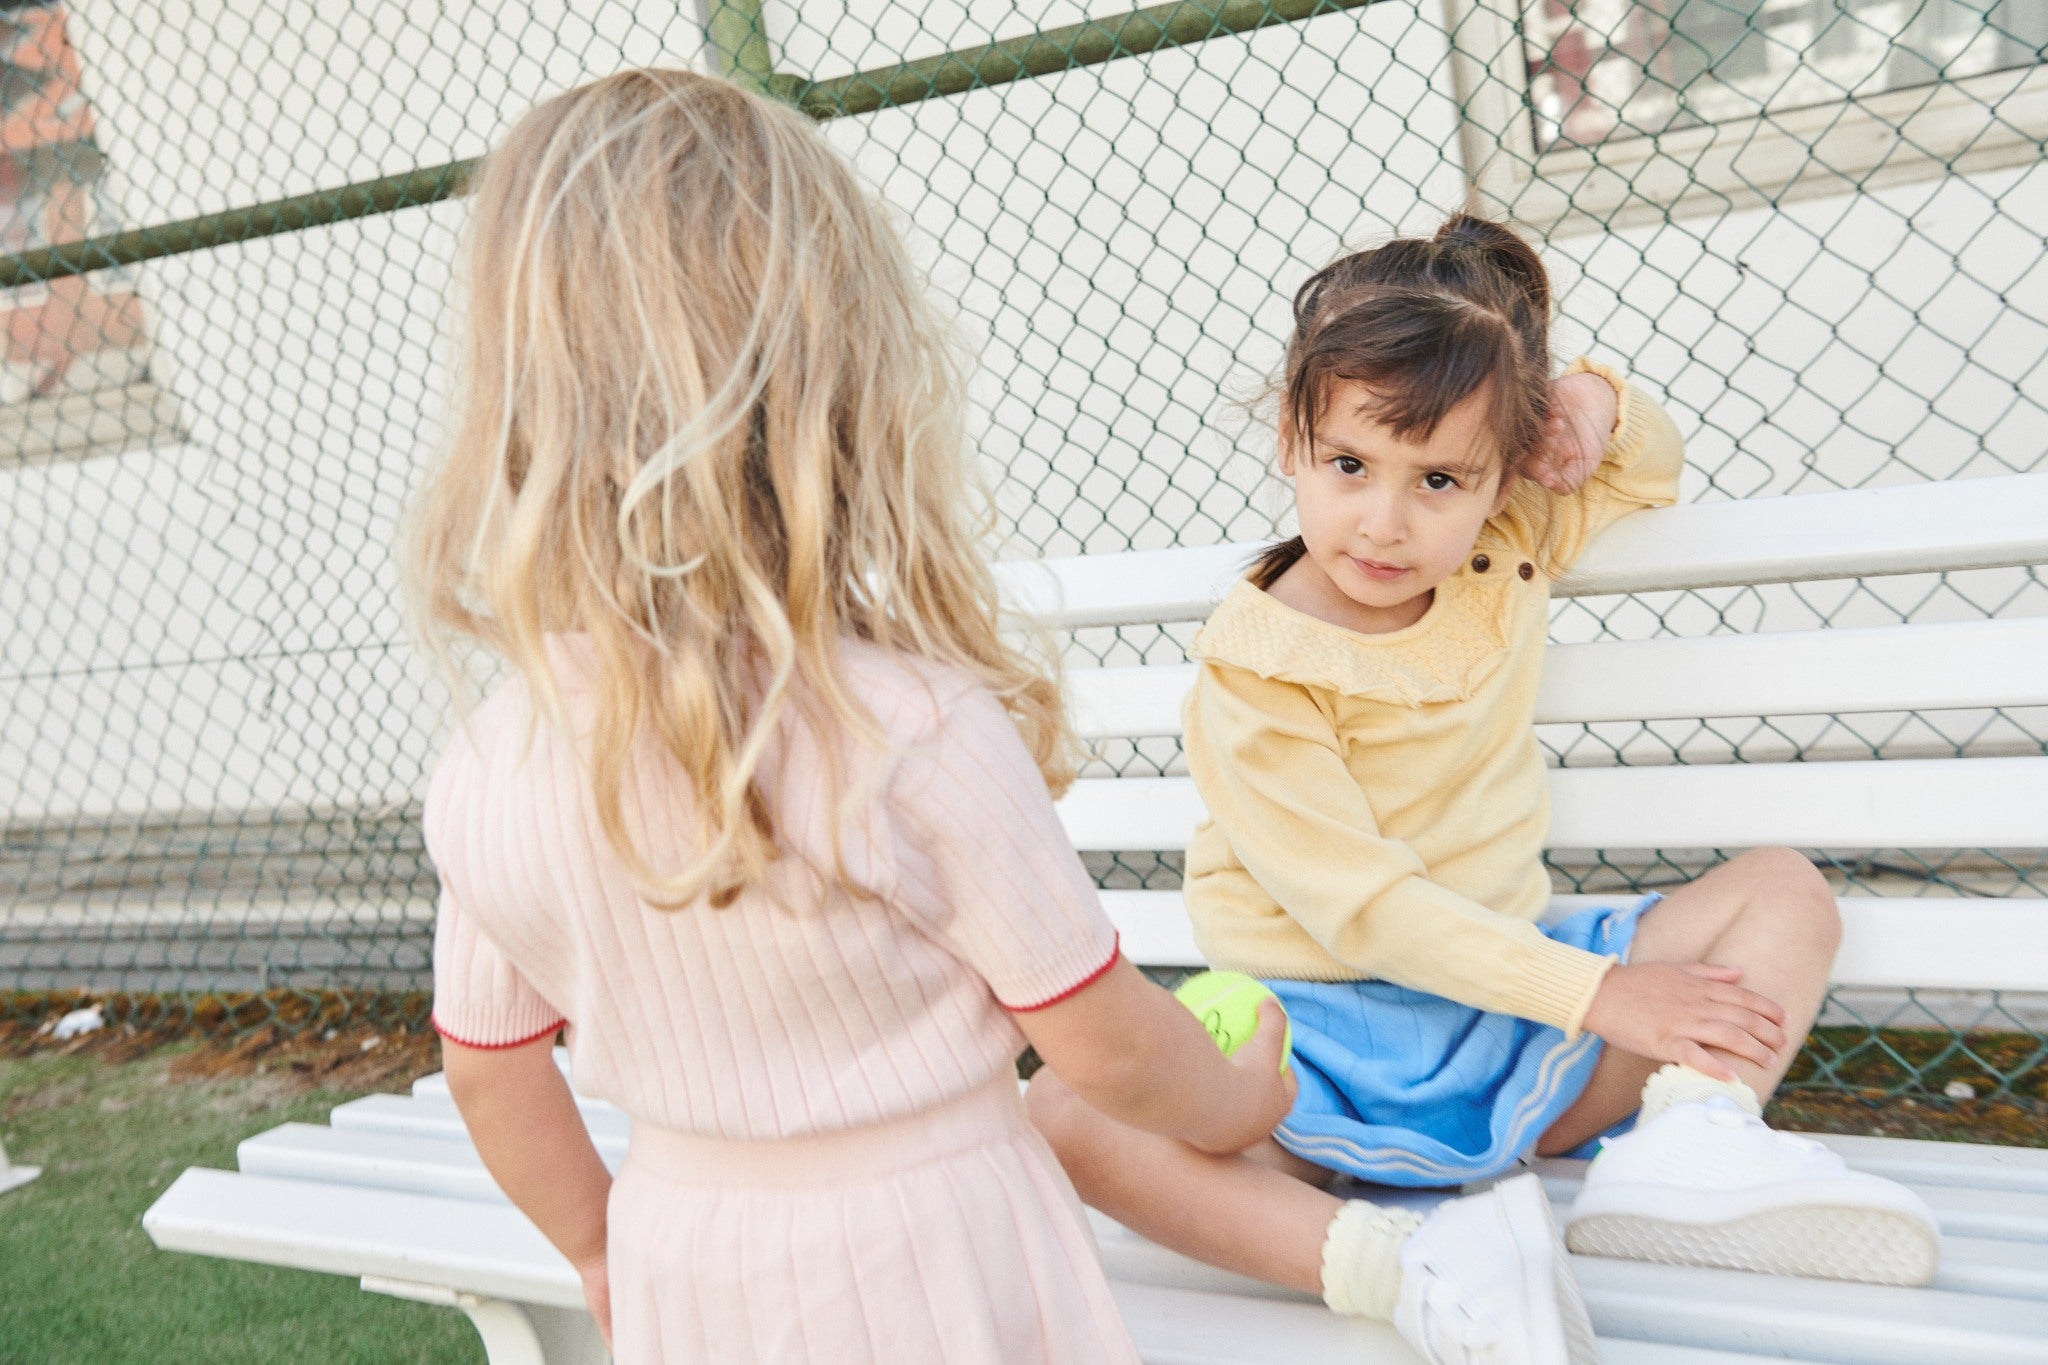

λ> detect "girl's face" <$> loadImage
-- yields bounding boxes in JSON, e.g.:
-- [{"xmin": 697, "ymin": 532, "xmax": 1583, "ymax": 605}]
[{"xmin": 1277, "ymin": 379, "xmax": 1508, "ymax": 633}]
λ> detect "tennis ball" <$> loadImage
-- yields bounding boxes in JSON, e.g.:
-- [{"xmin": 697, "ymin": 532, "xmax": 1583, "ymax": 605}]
[{"xmin": 1173, "ymin": 970, "xmax": 1292, "ymax": 1073}]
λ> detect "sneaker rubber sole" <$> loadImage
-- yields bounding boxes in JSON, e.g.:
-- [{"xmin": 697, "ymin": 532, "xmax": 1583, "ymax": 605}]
[
  {"xmin": 1524, "ymin": 1182, "xmax": 1602, "ymax": 1365},
  {"xmin": 1486, "ymin": 1174, "xmax": 1602, "ymax": 1365},
  {"xmin": 1565, "ymin": 1175, "xmax": 1941, "ymax": 1286}
]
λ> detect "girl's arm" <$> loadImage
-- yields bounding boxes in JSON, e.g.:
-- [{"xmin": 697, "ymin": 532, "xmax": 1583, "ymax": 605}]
[
  {"xmin": 1515, "ymin": 359, "xmax": 1686, "ymax": 571},
  {"xmin": 1187, "ymin": 663, "xmax": 1615, "ymax": 1034},
  {"xmin": 1012, "ymin": 956, "xmax": 1295, "ymax": 1156},
  {"xmin": 889, "ymin": 681, "xmax": 1293, "ymax": 1154},
  {"xmin": 1186, "ymin": 669, "xmax": 1782, "ymax": 1073},
  {"xmin": 442, "ymin": 1035, "xmax": 614, "ymax": 1346}
]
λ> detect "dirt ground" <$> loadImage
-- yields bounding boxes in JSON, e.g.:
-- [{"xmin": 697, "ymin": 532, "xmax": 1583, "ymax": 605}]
[
  {"xmin": 1, "ymin": 991, "xmax": 444, "ymax": 1098},
  {"xmin": 1764, "ymin": 1089, "xmax": 2048, "ymax": 1147},
  {"xmin": 4, "ymin": 989, "xmax": 2044, "ymax": 1147}
]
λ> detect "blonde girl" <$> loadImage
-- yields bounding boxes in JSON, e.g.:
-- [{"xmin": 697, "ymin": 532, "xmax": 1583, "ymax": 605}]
[
  {"xmin": 403, "ymin": 69, "xmax": 1299, "ymax": 1364},
  {"xmin": 1030, "ymin": 216, "xmax": 1941, "ymax": 1365}
]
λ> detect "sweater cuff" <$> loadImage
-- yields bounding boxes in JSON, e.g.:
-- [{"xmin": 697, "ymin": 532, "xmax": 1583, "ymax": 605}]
[{"xmin": 1500, "ymin": 934, "xmax": 1617, "ymax": 1038}]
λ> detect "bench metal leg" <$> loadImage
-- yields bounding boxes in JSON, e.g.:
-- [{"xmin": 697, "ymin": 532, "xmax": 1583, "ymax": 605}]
[{"xmin": 362, "ymin": 1275, "xmax": 609, "ymax": 1365}]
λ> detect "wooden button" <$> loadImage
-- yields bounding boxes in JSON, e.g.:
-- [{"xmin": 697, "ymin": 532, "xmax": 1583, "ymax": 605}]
[
  {"xmin": 1471, "ymin": 554, "xmax": 1490, "ymax": 573},
  {"xmin": 1518, "ymin": 562, "xmax": 1534, "ymax": 580}
]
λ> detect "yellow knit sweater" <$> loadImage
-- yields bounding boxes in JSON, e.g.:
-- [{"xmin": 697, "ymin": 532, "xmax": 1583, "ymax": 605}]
[{"xmin": 1182, "ymin": 360, "xmax": 1684, "ymax": 1036}]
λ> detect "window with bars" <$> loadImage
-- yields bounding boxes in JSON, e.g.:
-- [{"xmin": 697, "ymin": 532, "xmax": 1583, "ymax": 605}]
[
  {"xmin": 1525, "ymin": 0, "xmax": 2048, "ymax": 150},
  {"xmin": 1449, "ymin": 0, "xmax": 2048, "ymax": 230}
]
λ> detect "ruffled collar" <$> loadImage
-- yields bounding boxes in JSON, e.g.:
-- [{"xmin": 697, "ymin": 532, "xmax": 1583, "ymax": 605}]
[{"xmin": 1188, "ymin": 571, "xmax": 1513, "ymax": 706}]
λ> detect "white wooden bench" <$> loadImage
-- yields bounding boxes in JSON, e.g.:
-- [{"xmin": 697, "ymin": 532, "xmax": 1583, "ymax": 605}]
[{"xmin": 144, "ymin": 471, "xmax": 2048, "ymax": 1362}]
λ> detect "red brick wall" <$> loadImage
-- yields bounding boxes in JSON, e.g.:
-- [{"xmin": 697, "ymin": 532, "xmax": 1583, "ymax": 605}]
[{"xmin": 0, "ymin": 2, "xmax": 147, "ymax": 404}]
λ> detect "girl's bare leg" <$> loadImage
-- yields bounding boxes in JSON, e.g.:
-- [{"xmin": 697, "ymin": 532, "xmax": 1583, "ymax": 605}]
[
  {"xmin": 1537, "ymin": 846, "xmax": 1841, "ymax": 1155},
  {"xmin": 1027, "ymin": 1068, "xmax": 1339, "ymax": 1294}
]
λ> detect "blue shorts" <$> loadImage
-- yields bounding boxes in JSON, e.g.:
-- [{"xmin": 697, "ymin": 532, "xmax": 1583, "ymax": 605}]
[{"xmin": 1266, "ymin": 894, "xmax": 1657, "ymax": 1188}]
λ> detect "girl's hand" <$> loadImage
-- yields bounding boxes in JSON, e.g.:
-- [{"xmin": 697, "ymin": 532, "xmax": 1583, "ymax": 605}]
[
  {"xmin": 1197, "ymin": 998, "xmax": 1299, "ymax": 1155},
  {"xmin": 1582, "ymin": 962, "xmax": 1789, "ymax": 1082},
  {"xmin": 1529, "ymin": 371, "xmax": 1618, "ymax": 494},
  {"xmin": 576, "ymin": 1250, "xmax": 613, "ymax": 1348}
]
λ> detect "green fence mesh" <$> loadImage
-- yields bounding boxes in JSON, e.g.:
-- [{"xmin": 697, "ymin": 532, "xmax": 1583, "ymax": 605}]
[{"xmin": 1, "ymin": 0, "xmax": 2042, "ymax": 1099}]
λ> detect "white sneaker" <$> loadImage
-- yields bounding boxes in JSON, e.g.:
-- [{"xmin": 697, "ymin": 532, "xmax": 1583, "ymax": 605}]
[
  {"xmin": 1394, "ymin": 1173, "xmax": 1599, "ymax": 1365},
  {"xmin": 1564, "ymin": 1097, "xmax": 1941, "ymax": 1285}
]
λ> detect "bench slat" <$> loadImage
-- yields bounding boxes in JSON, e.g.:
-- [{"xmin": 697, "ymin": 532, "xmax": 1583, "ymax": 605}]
[
  {"xmin": 1533, "ymin": 618, "xmax": 2048, "ymax": 723},
  {"xmin": 1805, "ymin": 1133, "xmax": 2048, "ymax": 1196},
  {"xmin": 1066, "ymin": 616, "xmax": 2048, "ymax": 738},
  {"xmin": 1093, "ymin": 1210, "xmax": 2048, "ymax": 1364},
  {"xmin": 143, "ymin": 1168, "xmax": 584, "ymax": 1310},
  {"xmin": 237, "ymin": 1123, "xmax": 625, "ymax": 1202},
  {"xmin": 245, "ymin": 1092, "xmax": 2048, "ymax": 1236},
  {"xmin": 1563, "ymin": 473, "xmax": 2048, "ymax": 598},
  {"xmin": 1546, "ymin": 758, "xmax": 2048, "ymax": 850},
  {"xmin": 1107, "ymin": 1279, "xmax": 1823, "ymax": 1365},
  {"xmin": 328, "ymin": 1093, "xmax": 630, "ymax": 1145},
  {"xmin": 1573, "ymin": 1255, "xmax": 2048, "ymax": 1364},
  {"xmin": 1100, "ymin": 890, "xmax": 2048, "ymax": 993},
  {"xmin": 1059, "ymin": 758, "xmax": 2048, "ymax": 853},
  {"xmin": 1001, "ymin": 473, "xmax": 2048, "ymax": 628}
]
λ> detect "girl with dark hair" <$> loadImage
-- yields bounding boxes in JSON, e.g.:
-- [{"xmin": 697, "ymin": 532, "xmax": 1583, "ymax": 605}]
[{"xmin": 1029, "ymin": 215, "xmax": 1938, "ymax": 1365}]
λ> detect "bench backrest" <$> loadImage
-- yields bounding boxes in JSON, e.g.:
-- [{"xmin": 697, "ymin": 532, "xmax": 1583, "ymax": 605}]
[{"xmin": 997, "ymin": 473, "xmax": 2048, "ymax": 996}]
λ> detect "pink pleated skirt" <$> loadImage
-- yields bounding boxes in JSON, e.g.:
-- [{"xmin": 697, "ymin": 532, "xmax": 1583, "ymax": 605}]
[{"xmin": 607, "ymin": 1072, "xmax": 1142, "ymax": 1364}]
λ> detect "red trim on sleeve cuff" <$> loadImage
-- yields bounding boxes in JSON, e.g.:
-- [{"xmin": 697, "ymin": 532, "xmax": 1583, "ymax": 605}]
[
  {"xmin": 1002, "ymin": 936, "xmax": 1122, "ymax": 1013},
  {"xmin": 431, "ymin": 1015, "xmax": 566, "ymax": 1050}
]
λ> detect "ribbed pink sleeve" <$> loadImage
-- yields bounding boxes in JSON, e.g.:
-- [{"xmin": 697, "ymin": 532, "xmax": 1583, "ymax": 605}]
[
  {"xmin": 890, "ymin": 684, "xmax": 1120, "ymax": 1011},
  {"xmin": 424, "ymin": 748, "xmax": 566, "ymax": 1049}
]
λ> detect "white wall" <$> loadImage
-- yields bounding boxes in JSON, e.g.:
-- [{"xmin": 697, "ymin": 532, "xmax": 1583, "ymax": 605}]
[
  {"xmin": 2, "ymin": 0, "xmax": 2041, "ymax": 825},
  {"xmin": 3, "ymin": 1, "xmax": 711, "ymax": 821}
]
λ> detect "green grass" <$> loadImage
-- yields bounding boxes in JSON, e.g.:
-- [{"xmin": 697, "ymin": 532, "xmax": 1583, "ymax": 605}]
[{"xmin": 0, "ymin": 1049, "xmax": 482, "ymax": 1365}]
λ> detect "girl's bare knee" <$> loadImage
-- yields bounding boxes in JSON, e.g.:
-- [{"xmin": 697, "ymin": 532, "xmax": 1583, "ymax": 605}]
[
  {"xmin": 1728, "ymin": 844, "xmax": 1810, "ymax": 885},
  {"xmin": 1736, "ymin": 846, "xmax": 1841, "ymax": 948}
]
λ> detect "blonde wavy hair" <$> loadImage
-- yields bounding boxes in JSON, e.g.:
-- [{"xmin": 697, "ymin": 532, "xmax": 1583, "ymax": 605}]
[{"xmin": 405, "ymin": 69, "xmax": 1073, "ymax": 908}]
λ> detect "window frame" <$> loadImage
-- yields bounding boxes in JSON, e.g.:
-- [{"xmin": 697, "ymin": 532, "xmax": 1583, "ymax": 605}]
[
  {"xmin": 1442, "ymin": 0, "xmax": 2048, "ymax": 234},
  {"xmin": 0, "ymin": 378, "xmax": 183, "ymax": 470}
]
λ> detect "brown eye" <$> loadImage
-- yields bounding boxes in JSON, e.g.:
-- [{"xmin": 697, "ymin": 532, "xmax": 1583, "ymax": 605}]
[{"xmin": 1423, "ymin": 471, "xmax": 1458, "ymax": 491}]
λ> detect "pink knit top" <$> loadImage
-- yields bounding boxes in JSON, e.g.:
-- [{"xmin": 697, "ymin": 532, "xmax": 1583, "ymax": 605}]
[{"xmin": 425, "ymin": 636, "xmax": 1121, "ymax": 1139}]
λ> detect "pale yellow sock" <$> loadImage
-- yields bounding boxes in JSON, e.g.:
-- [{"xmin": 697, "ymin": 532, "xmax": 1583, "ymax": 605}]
[
  {"xmin": 1319, "ymin": 1199, "xmax": 1425, "ymax": 1320},
  {"xmin": 1639, "ymin": 1062, "xmax": 1763, "ymax": 1122}
]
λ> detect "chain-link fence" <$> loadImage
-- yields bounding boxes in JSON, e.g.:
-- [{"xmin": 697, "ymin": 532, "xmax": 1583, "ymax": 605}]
[{"xmin": 1, "ymin": 1, "xmax": 2042, "ymax": 1098}]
